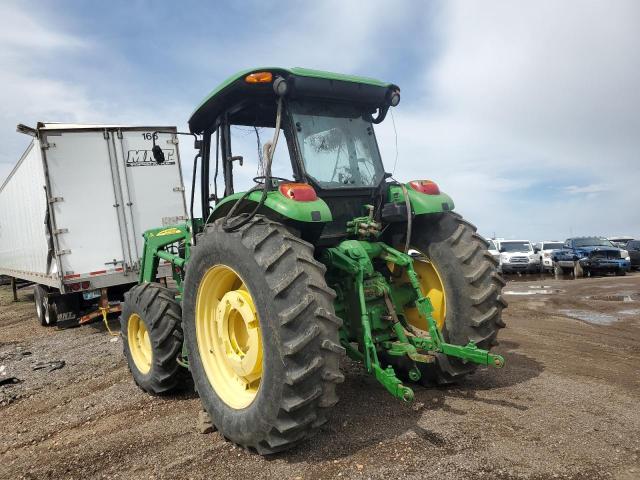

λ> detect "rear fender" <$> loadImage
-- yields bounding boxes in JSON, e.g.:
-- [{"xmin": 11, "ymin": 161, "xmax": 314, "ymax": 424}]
[
  {"xmin": 209, "ymin": 190, "xmax": 332, "ymax": 224},
  {"xmin": 387, "ymin": 183, "xmax": 455, "ymax": 216}
]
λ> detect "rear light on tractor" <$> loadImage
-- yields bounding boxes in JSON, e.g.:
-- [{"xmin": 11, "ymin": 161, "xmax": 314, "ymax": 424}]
[
  {"xmin": 409, "ymin": 180, "xmax": 440, "ymax": 195},
  {"xmin": 278, "ymin": 183, "xmax": 317, "ymax": 202},
  {"xmin": 245, "ymin": 71, "xmax": 273, "ymax": 83}
]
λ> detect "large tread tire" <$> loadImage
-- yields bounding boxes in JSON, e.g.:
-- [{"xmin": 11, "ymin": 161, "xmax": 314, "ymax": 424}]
[
  {"xmin": 182, "ymin": 215, "xmax": 344, "ymax": 455},
  {"xmin": 387, "ymin": 212, "xmax": 507, "ymax": 385},
  {"xmin": 120, "ymin": 283, "xmax": 187, "ymax": 394}
]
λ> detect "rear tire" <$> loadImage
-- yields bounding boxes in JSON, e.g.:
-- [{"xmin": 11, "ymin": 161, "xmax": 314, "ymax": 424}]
[
  {"xmin": 34, "ymin": 285, "xmax": 57, "ymax": 326},
  {"xmin": 120, "ymin": 283, "xmax": 187, "ymax": 394},
  {"xmin": 33, "ymin": 285, "xmax": 47, "ymax": 326},
  {"xmin": 386, "ymin": 212, "xmax": 507, "ymax": 385},
  {"xmin": 183, "ymin": 216, "xmax": 344, "ymax": 454}
]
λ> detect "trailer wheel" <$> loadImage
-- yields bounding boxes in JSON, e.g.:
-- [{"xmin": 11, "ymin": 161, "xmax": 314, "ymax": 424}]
[
  {"xmin": 385, "ymin": 212, "xmax": 507, "ymax": 385},
  {"xmin": 120, "ymin": 283, "xmax": 187, "ymax": 394},
  {"xmin": 183, "ymin": 216, "xmax": 343, "ymax": 454},
  {"xmin": 34, "ymin": 285, "xmax": 57, "ymax": 326},
  {"xmin": 33, "ymin": 285, "xmax": 47, "ymax": 326}
]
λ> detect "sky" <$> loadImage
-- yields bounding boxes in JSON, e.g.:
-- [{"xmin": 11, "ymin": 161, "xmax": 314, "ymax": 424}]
[{"xmin": 1, "ymin": 0, "xmax": 638, "ymax": 241}]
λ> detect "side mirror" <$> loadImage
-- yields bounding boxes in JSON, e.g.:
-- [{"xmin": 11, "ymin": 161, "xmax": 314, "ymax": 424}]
[
  {"xmin": 499, "ymin": 248, "xmax": 505, "ymax": 253},
  {"xmin": 152, "ymin": 145, "xmax": 166, "ymax": 164},
  {"xmin": 533, "ymin": 247, "xmax": 540, "ymax": 253}
]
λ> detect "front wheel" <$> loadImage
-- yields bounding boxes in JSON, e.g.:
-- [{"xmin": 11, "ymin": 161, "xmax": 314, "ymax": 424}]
[
  {"xmin": 183, "ymin": 216, "xmax": 344, "ymax": 454},
  {"xmin": 120, "ymin": 283, "xmax": 187, "ymax": 394},
  {"xmin": 387, "ymin": 212, "xmax": 507, "ymax": 384}
]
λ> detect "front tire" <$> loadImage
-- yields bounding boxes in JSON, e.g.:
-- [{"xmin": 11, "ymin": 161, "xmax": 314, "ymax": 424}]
[
  {"xmin": 389, "ymin": 212, "xmax": 507, "ymax": 384},
  {"xmin": 183, "ymin": 216, "xmax": 344, "ymax": 454},
  {"xmin": 120, "ymin": 283, "xmax": 186, "ymax": 394}
]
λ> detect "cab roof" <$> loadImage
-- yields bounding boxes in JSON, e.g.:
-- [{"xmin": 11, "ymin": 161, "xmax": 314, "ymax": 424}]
[{"xmin": 188, "ymin": 67, "xmax": 398, "ymax": 134}]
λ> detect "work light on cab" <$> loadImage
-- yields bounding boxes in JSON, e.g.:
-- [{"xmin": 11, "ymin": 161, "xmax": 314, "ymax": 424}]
[
  {"xmin": 278, "ymin": 182, "xmax": 317, "ymax": 201},
  {"xmin": 409, "ymin": 180, "xmax": 440, "ymax": 195},
  {"xmin": 245, "ymin": 71, "xmax": 273, "ymax": 83}
]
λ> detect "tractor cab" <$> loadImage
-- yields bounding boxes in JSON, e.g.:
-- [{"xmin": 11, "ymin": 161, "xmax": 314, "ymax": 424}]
[{"xmin": 187, "ymin": 67, "xmax": 404, "ymax": 243}]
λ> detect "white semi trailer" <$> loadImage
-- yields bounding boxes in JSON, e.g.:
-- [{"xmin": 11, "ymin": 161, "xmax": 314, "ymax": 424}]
[{"xmin": 0, "ymin": 123, "xmax": 188, "ymax": 326}]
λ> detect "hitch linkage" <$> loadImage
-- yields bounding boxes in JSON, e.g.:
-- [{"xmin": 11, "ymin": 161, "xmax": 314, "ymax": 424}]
[{"xmin": 322, "ymin": 240, "xmax": 504, "ymax": 402}]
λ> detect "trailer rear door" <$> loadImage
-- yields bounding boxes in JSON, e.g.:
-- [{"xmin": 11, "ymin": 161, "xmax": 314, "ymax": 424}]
[
  {"xmin": 111, "ymin": 128, "xmax": 187, "ymax": 263},
  {"xmin": 41, "ymin": 130, "xmax": 129, "ymax": 279}
]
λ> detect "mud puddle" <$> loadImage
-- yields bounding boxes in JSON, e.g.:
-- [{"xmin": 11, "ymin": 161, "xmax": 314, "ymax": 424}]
[
  {"xmin": 558, "ymin": 309, "xmax": 618, "ymax": 325},
  {"xmin": 588, "ymin": 294, "xmax": 634, "ymax": 302},
  {"xmin": 504, "ymin": 286, "xmax": 564, "ymax": 296}
]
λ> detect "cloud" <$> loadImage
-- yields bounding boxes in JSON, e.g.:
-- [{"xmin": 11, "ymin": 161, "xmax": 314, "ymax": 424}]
[
  {"xmin": 378, "ymin": 0, "xmax": 640, "ymax": 239},
  {"xmin": 0, "ymin": 3, "xmax": 92, "ymax": 178},
  {"xmin": 564, "ymin": 184, "xmax": 609, "ymax": 195},
  {"xmin": 0, "ymin": 1, "xmax": 192, "ymax": 181}
]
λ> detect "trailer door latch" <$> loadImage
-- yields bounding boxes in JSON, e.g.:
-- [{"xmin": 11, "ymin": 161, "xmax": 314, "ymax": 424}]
[
  {"xmin": 41, "ymin": 142, "xmax": 56, "ymax": 150},
  {"xmin": 48, "ymin": 196, "xmax": 64, "ymax": 204},
  {"xmin": 54, "ymin": 228, "xmax": 69, "ymax": 235},
  {"xmin": 56, "ymin": 249, "xmax": 71, "ymax": 256}
]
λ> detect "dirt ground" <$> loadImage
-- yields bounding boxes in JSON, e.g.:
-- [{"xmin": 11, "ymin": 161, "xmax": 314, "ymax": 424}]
[{"xmin": 1, "ymin": 273, "xmax": 639, "ymax": 480}]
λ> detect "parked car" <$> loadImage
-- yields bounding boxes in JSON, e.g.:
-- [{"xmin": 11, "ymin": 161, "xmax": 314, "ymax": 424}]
[
  {"xmin": 551, "ymin": 237, "xmax": 631, "ymax": 277},
  {"xmin": 533, "ymin": 241, "xmax": 565, "ymax": 272},
  {"xmin": 608, "ymin": 236, "xmax": 634, "ymax": 248},
  {"xmin": 487, "ymin": 239, "xmax": 500, "ymax": 264},
  {"xmin": 496, "ymin": 240, "xmax": 540, "ymax": 273},
  {"xmin": 625, "ymin": 240, "xmax": 640, "ymax": 270}
]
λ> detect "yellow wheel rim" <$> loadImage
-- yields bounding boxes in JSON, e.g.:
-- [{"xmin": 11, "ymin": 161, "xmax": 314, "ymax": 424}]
[
  {"xmin": 128, "ymin": 313, "xmax": 152, "ymax": 374},
  {"xmin": 396, "ymin": 250, "xmax": 447, "ymax": 332},
  {"xmin": 195, "ymin": 265, "xmax": 263, "ymax": 409}
]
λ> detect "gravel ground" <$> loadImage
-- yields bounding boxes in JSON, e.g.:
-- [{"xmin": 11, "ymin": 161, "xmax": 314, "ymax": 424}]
[{"xmin": 0, "ymin": 273, "xmax": 639, "ymax": 479}]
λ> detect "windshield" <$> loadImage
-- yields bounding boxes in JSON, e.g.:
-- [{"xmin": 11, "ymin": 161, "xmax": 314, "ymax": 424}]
[
  {"xmin": 289, "ymin": 101, "xmax": 385, "ymax": 188},
  {"xmin": 573, "ymin": 237, "xmax": 613, "ymax": 247},
  {"xmin": 543, "ymin": 242, "xmax": 564, "ymax": 250},
  {"xmin": 501, "ymin": 242, "xmax": 532, "ymax": 252}
]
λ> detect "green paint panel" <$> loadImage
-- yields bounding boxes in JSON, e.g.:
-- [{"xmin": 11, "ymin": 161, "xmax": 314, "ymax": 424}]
[
  {"xmin": 387, "ymin": 183, "xmax": 455, "ymax": 215},
  {"xmin": 213, "ymin": 189, "xmax": 332, "ymax": 223}
]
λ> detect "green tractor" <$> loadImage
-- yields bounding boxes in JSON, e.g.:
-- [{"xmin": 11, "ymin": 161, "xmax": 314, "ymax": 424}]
[{"xmin": 120, "ymin": 68, "xmax": 507, "ymax": 454}]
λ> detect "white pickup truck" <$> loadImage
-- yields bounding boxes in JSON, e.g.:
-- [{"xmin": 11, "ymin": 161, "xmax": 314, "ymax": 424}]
[
  {"xmin": 496, "ymin": 239, "xmax": 540, "ymax": 273},
  {"xmin": 533, "ymin": 241, "xmax": 565, "ymax": 272}
]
